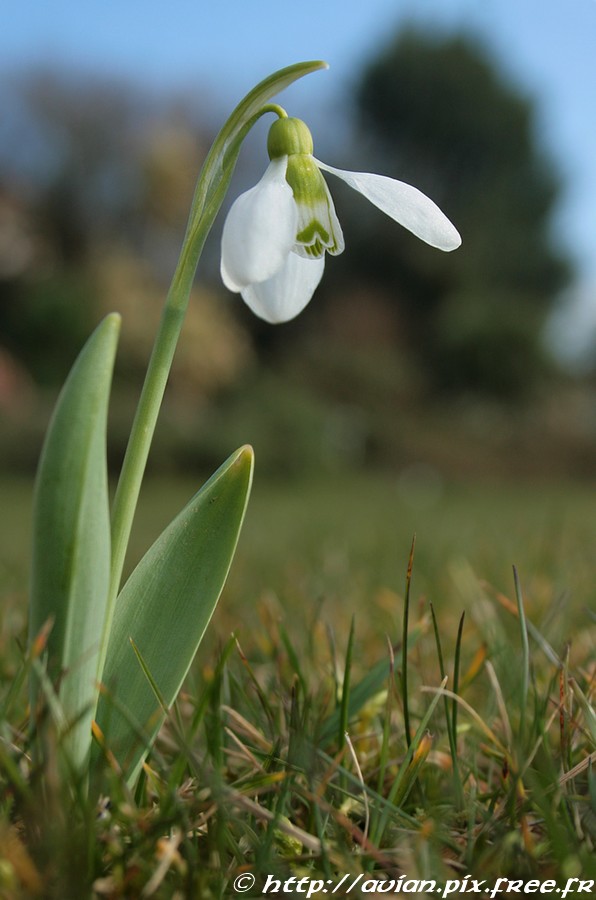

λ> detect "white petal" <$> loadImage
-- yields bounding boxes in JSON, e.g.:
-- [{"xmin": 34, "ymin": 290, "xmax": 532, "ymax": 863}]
[
  {"xmin": 241, "ymin": 252, "xmax": 325, "ymax": 324},
  {"xmin": 220, "ymin": 157, "xmax": 298, "ymax": 291},
  {"xmin": 315, "ymin": 160, "xmax": 461, "ymax": 252}
]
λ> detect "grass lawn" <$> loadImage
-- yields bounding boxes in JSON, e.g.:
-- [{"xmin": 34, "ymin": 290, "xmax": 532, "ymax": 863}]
[
  {"xmin": 3, "ymin": 469, "xmax": 595, "ymax": 655},
  {"xmin": 0, "ymin": 469, "xmax": 595, "ymax": 896}
]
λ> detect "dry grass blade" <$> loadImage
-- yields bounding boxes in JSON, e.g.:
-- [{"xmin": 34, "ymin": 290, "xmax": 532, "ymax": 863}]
[
  {"xmin": 485, "ymin": 660, "xmax": 513, "ymax": 748},
  {"xmin": 221, "ymin": 705, "xmax": 273, "ymax": 751},
  {"xmin": 141, "ymin": 828, "xmax": 183, "ymax": 898},
  {"xmin": 344, "ymin": 730, "xmax": 370, "ymax": 843},
  {"xmin": 420, "ymin": 684, "xmax": 509, "ymax": 758},
  {"xmin": 223, "ymin": 787, "xmax": 322, "ymax": 854},
  {"xmin": 558, "ymin": 751, "xmax": 596, "ymax": 786}
]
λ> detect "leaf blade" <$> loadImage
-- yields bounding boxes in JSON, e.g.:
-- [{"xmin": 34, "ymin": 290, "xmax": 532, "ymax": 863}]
[
  {"xmin": 95, "ymin": 445, "xmax": 254, "ymax": 784},
  {"xmin": 29, "ymin": 313, "xmax": 120, "ymax": 770}
]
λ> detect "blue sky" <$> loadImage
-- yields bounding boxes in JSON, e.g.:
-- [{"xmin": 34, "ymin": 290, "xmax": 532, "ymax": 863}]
[{"xmin": 4, "ymin": 0, "xmax": 596, "ymax": 353}]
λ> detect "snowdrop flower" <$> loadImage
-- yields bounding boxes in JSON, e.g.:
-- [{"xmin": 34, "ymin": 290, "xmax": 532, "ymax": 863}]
[{"xmin": 221, "ymin": 115, "xmax": 461, "ymax": 324}]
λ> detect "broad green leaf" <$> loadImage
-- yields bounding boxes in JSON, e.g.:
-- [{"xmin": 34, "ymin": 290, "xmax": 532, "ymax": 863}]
[
  {"xmin": 29, "ymin": 313, "xmax": 120, "ymax": 771},
  {"xmin": 95, "ymin": 445, "xmax": 254, "ymax": 784}
]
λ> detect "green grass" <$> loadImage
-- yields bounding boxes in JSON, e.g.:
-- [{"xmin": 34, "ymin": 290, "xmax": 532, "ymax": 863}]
[{"xmin": 0, "ymin": 471, "xmax": 595, "ymax": 896}]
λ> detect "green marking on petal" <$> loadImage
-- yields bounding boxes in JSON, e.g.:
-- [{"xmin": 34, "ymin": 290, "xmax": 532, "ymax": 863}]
[
  {"xmin": 286, "ymin": 155, "xmax": 325, "ymax": 203},
  {"xmin": 285, "ymin": 155, "xmax": 344, "ymax": 257},
  {"xmin": 296, "ymin": 219, "xmax": 331, "ymax": 256}
]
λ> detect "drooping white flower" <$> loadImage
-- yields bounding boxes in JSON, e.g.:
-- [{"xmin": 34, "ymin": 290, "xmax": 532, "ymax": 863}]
[{"xmin": 220, "ymin": 116, "xmax": 461, "ymax": 324}]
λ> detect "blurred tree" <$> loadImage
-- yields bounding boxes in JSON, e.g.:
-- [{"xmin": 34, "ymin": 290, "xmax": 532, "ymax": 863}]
[
  {"xmin": 94, "ymin": 250, "xmax": 253, "ymax": 401},
  {"xmin": 329, "ymin": 28, "xmax": 572, "ymax": 399},
  {"xmin": 0, "ymin": 71, "xmax": 238, "ymax": 390},
  {"xmin": 0, "ymin": 72, "xmax": 146, "ymax": 383}
]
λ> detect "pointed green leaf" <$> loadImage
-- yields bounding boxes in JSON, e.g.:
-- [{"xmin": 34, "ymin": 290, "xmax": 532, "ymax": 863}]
[
  {"xmin": 95, "ymin": 445, "xmax": 254, "ymax": 784},
  {"xmin": 29, "ymin": 313, "xmax": 120, "ymax": 770}
]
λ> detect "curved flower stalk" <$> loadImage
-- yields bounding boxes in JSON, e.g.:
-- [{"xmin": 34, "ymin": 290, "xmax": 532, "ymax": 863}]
[
  {"xmin": 221, "ymin": 116, "xmax": 461, "ymax": 323},
  {"xmin": 105, "ymin": 63, "xmax": 327, "ymax": 648}
]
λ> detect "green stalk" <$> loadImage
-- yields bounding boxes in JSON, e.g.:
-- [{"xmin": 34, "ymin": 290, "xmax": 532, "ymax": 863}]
[
  {"xmin": 107, "ymin": 233, "xmax": 203, "ymax": 606},
  {"xmin": 401, "ymin": 535, "xmax": 416, "ymax": 749},
  {"xmin": 371, "ymin": 675, "xmax": 446, "ymax": 845},
  {"xmin": 338, "ymin": 614, "xmax": 356, "ymax": 752},
  {"xmin": 452, "ymin": 610, "xmax": 466, "ymax": 749},
  {"xmin": 430, "ymin": 602, "xmax": 464, "ymax": 809},
  {"xmin": 100, "ymin": 188, "xmax": 218, "ymax": 681},
  {"xmin": 513, "ymin": 565, "xmax": 530, "ymax": 746},
  {"xmin": 94, "ymin": 60, "xmax": 328, "ymax": 686}
]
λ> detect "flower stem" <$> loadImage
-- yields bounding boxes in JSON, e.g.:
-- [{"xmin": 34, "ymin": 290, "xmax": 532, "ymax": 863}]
[
  {"xmin": 99, "ymin": 117, "xmax": 281, "ymax": 681},
  {"xmin": 109, "ymin": 291, "xmax": 186, "ymax": 599},
  {"xmin": 103, "ymin": 240, "xmax": 199, "ymax": 666},
  {"xmin": 99, "ymin": 173, "xmax": 223, "ymax": 681},
  {"xmin": 106, "ymin": 165, "xmax": 240, "ymax": 614},
  {"xmin": 260, "ymin": 103, "xmax": 288, "ymax": 119}
]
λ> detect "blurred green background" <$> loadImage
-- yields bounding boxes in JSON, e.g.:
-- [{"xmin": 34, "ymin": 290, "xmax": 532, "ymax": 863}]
[
  {"xmin": 1, "ymin": 4, "xmax": 596, "ymax": 650},
  {"xmin": 1, "ymin": 26, "xmax": 593, "ymax": 476}
]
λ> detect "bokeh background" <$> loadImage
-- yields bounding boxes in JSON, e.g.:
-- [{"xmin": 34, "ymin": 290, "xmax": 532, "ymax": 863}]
[{"xmin": 2, "ymin": 0, "xmax": 596, "ymax": 639}]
